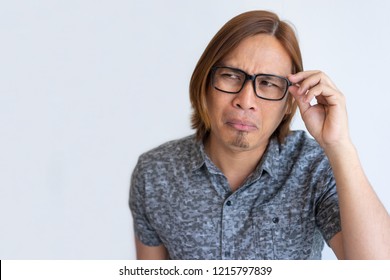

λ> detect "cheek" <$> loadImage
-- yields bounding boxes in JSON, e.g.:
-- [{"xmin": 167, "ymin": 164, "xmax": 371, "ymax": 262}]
[
  {"xmin": 269, "ymin": 98, "xmax": 288, "ymax": 114},
  {"xmin": 206, "ymin": 91, "xmax": 229, "ymax": 122},
  {"xmin": 260, "ymin": 101, "xmax": 289, "ymax": 125}
]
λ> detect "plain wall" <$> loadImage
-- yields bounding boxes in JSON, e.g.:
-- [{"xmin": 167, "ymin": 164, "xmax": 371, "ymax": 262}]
[{"xmin": 1, "ymin": 0, "xmax": 389, "ymax": 260}]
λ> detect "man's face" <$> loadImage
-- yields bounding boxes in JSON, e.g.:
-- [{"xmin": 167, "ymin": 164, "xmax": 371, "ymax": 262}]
[{"xmin": 206, "ymin": 34, "xmax": 292, "ymax": 153}]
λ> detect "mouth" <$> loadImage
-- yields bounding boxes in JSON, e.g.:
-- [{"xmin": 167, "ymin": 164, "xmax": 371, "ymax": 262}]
[{"xmin": 225, "ymin": 119, "xmax": 258, "ymax": 132}]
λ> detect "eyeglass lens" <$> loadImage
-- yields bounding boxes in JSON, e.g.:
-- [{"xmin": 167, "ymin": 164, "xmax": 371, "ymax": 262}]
[{"xmin": 212, "ymin": 67, "xmax": 289, "ymax": 100}]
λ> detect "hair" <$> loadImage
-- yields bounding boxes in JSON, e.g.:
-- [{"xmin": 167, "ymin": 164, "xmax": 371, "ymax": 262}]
[{"xmin": 189, "ymin": 10, "xmax": 303, "ymax": 142}]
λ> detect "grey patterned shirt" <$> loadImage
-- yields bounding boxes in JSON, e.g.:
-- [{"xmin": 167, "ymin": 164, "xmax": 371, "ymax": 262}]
[{"xmin": 130, "ymin": 130, "xmax": 341, "ymax": 259}]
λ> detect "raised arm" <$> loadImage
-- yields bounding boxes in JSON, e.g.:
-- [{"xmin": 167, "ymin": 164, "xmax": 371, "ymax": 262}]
[{"xmin": 289, "ymin": 71, "xmax": 390, "ymax": 259}]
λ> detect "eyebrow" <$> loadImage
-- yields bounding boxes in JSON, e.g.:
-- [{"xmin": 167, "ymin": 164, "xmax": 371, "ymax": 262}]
[{"xmin": 217, "ymin": 64, "xmax": 290, "ymax": 78}]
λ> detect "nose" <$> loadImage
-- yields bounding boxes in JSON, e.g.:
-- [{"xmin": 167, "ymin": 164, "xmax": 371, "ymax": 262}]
[{"xmin": 232, "ymin": 80, "xmax": 258, "ymax": 111}]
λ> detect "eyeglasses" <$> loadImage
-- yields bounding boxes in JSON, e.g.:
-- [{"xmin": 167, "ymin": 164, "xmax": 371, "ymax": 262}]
[{"xmin": 210, "ymin": 66, "xmax": 292, "ymax": 101}]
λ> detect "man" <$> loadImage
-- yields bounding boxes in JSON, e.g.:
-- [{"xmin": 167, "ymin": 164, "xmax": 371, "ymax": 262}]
[{"xmin": 130, "ymin": 10, "xmax": 390, "ymax": 259}]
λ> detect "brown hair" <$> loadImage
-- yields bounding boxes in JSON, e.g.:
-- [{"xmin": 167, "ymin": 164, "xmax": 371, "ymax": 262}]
[{"xmin": 189, "ymin": 10, "xmax": 303, "ymax": 142}]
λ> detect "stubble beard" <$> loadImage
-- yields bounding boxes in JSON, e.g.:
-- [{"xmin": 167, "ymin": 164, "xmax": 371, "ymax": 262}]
[{"xmin": 229, "ymin": 131, "xmax": 250, "ymax": 149}]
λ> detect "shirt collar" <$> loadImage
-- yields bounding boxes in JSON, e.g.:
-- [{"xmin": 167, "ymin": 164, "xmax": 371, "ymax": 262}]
[
  {"xmin": 252, "ymin": 136, "xmax": 280, "ymax": 179},
  {"xmin": 190, "ymin": 138, "xmax": 224, "ymax": 175},
  {"xmin": 190, "ymin": 136, "xmax": 207, "ymax": 171}
]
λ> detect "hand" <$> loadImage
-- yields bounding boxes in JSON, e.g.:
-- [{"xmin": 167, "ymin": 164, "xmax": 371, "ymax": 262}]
[{"xmin": 288, "ymin": 71, "xmax": 351, "ymax": 150}]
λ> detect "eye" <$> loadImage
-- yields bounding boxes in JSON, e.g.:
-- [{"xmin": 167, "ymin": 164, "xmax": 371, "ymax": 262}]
[
  {"xmin": 259, "ymin": 80, "xmax": 275, "ymax": 87},
  {"xmin": 220, "ymin": 72, "xmax": 242, "ymax": 81},
  {"xmin": 215, "ymin": 68, "xmax": 244, "ymax": 82},
  {"xmin": 257, "ymin": 76, "xmax": 284, "ymax": 89}
]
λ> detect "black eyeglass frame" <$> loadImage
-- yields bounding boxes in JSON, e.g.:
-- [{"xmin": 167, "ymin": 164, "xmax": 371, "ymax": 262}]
[{"xmin": 210, "ymin": 66, "xmax": 292, "ymax": 101}]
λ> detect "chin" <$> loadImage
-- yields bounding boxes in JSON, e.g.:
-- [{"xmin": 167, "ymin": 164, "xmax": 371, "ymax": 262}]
[{"xmin": 226, "ymin": 131, "xmax": 252, "ymax": 150}]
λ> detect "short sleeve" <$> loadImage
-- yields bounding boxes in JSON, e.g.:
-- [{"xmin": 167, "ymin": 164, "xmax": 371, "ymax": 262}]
[
  {"xmin": 129, "ymin": 158, "xmax": 162, "ymax": 246},
  {"xmin": 315, "ymin": 166, "xmax": 342, "ymax": 246}
]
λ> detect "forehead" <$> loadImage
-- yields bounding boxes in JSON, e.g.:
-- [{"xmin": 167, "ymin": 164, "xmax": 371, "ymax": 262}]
[{"xmin": 221, "ymin": 34, "xmax": 292, "ymax": 76}]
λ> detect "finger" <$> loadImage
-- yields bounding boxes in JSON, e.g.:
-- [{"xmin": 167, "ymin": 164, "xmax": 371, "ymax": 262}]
[
  {"xmin": 303, "ymin": 84, "xmax": 342, "ymax": 106},
  {"xmin": 289, "ymin": 71, "xmax": 338, "ymax": 94},
  {"xmin": 297, "ymin": 72, "xmax": 323, "ymax": 95},
  {"xmin": 288, "ymin": 70, "xmax": 320, "ymax": 84},
  {"xmin": 289, "ymin": 85, "xmax": 311, "ymax": 114},
  {"xmin": 315, "ymin": 95, "xmax": 328, "ymax": 106}
]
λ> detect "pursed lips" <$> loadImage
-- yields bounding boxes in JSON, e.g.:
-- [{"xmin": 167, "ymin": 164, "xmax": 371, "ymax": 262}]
[{"xmin": 225, "ymin": 119, "xmax": 258, "ymax": 132}]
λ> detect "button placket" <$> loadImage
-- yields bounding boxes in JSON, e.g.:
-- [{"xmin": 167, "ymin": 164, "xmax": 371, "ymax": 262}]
[{"xmin": 221, "ymin": 195, "xmax": 235, "ymax": 259}]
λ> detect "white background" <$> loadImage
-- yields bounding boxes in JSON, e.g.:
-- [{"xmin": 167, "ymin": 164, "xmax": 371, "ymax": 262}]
[{"xmin": 0, "ymin": 0, "xmax": 389, "ymax": 260}]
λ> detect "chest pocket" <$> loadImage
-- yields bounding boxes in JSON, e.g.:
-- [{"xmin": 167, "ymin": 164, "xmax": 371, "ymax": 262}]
[{"xmin": 252, "ymin": 203, "xmax": 313, "ymax": 259}]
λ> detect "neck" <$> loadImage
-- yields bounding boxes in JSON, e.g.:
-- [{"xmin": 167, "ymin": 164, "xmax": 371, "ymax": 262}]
[{"xmin": 204, "ymin": 136, "xmax": 268, "ymax": 191}]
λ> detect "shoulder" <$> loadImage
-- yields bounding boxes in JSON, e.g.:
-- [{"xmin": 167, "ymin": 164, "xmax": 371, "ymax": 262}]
[
  {"xmin": 136, "ymin": 134, "xmax": 199, "ymax": 169},
  {"xmin": 282, "ymin": 130, "xmax": 324, "ymax": 157},
  {"xmin": 131, "ymin": 135, "xmax": 200, "ymax": 190},
  {"xmin": 280, "ymin": 130, "xmax": 329, "ymax": 171}
]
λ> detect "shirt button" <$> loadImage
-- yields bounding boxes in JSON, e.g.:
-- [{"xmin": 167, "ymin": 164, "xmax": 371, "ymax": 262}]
[
  {"xmin": 226, "ymin": 200, "xmax": 232, "ymax": 206},
  {"xmin": 272, "ymin": 217, "xmax": 279, "ymax": 224}
]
